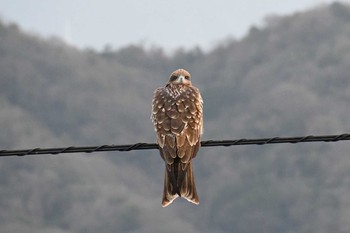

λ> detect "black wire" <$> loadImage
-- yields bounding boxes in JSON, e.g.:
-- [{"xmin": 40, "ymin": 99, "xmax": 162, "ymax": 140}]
[{"xmin": 0, "ymin": 133, "xmax": 349, "ymax": 157}]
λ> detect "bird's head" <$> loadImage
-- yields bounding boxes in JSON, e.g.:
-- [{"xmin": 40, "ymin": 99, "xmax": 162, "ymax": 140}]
[{"xmin": 168, "ymin": 69, "xmax": 192, "ymax": 86}]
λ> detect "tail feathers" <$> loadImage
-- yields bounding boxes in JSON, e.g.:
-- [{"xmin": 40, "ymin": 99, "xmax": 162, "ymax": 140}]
[
  {"xmin": 179, "ymin": 162, "xmax": 199, "ymax": 204},
  {"xmin": 162, "ymin": 161, "xmax": 199, "ymax": 207},
  {"xmin": 162, "ymin": 168, "xmax": 178, "ymax": 207}
]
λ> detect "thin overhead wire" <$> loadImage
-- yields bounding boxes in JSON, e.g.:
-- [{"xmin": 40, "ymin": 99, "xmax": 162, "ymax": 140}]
[{"xmin": 0, "ymin": 133, "xmax": 349, "ymax": 157}]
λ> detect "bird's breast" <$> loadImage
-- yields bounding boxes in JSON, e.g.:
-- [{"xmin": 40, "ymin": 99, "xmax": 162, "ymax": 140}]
[{"xmin": 165, "ymin": 85, "xmax": 187, "ymax": 99}]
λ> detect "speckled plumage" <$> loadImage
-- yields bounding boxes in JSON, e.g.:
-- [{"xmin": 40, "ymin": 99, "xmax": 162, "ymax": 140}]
[{"xmin": 152, "ymin": 69, "xmax": 203, "ymax": 207}]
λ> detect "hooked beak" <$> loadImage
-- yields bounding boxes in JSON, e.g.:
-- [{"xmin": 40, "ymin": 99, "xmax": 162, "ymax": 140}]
[{"xmin": 175, "ymin": 75, "xmax": 185, "ymax": 83}]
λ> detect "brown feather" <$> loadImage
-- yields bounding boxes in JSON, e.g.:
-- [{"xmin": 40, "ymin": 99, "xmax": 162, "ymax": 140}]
[
  {"xmin": 180, "ymin": 112, "xmax": 190, "ymax": 123},
  {"xmin": 164, "ymin": 100, "xmax": 172, "ymax": 111},
  {"xmin": 177, "ymin": 141, "xmax": 188, "ymax": 160},
  {"xmin": 191, "ymin": 141, "xmax": 200, "ymax": 159},
  {"xmin": 162, "ymin": 118, "xmax": 171, "ymax": 131},
  {"xmin": 165, "ymin": 135, "xmax": 176, "ymax": 148},
  {"xmin": 161, "ymin": 146, "xmax": 176, "ymax": 163},
  {"xmin": 171, "ymin": 118, "xmax": 185, "ymax": 132},
  {"xmin": 188, "ymin": 102, "xmax": 197, "ymax": 114},
  {"xmin": 181, "ymin": 145, "xmax": 193, "ymax": 163},
  {"xmin": 156, "ymin": 134, "xmax": 165, "ymax": 148},
  {"xmin": 167, "ymin": 108, "xmax": 180, "ymax": 119},
  {"xmin": 176, "ymin": 101, "xmax": 185, "ymax": 112},
  {"xmin": 176, "ymin": 134, "xmax": 186, "ymax": 147},
  {"xmin": 188, "ymin": 120, "xmax": 197, "ymax": 129},
  {"xmin": 155, "ymin": 109, "xmax": 166, "ymax": 123},
  {"xmin": 187, "ymin": 130, "xmax": 197, "ymax": 146},
  {"xmin": 179, "ymin": 161, "xmax": 199, "ymax": 204},
  {"xmin": 177, "ymin": 140, "xmax": 186, "ymax": 158}
]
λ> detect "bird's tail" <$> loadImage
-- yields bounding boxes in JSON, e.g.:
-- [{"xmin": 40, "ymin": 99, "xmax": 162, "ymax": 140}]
[{"xmin": 162, "ymin": 161, "xmax": 199, "ymax": 207}]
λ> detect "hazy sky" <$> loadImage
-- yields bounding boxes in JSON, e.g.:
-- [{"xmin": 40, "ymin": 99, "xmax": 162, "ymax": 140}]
[{"xmin": 0, "ymin": 0, "xmax": 345, "ymax": 51}]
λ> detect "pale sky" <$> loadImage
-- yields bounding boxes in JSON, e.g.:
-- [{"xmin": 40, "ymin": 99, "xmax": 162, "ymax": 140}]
[{"xmin": 0, "ymin": 0, "xmax": 345, "ymax": 51}]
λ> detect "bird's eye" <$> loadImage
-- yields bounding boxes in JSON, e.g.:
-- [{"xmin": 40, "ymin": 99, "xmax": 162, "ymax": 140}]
[
  {"xmin": 185, "ymin": 76, "xmax": 190, "ymax": 80},
  {"xmin": 170, "ymin": 75, "xmax": 177, "ymax": 81}
]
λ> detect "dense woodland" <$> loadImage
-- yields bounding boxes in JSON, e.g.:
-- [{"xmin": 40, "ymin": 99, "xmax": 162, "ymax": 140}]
[{"xmin": 1, "ymin": 2, "xmax": 350, "ymax": 233}]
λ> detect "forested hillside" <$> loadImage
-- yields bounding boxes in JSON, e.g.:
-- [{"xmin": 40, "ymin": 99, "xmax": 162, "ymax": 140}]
[{"xmin": 1, "ymin": 2, "xmax": 350, "ymax": 233}]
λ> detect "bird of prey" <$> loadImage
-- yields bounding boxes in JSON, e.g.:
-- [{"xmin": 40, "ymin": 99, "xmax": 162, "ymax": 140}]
[{"xmin": 151, "ymin": 68, "xmax": 203, "ymax": 207}]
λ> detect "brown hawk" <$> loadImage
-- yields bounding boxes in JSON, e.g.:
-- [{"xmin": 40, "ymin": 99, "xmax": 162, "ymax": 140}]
[{"xmin": 151, "ymin": 68, "xmax": 203, "ymax": 207}]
